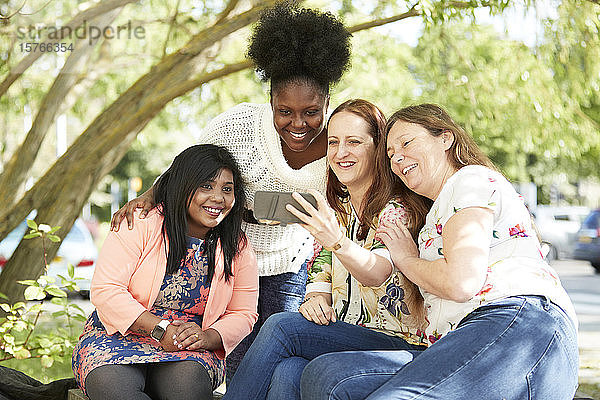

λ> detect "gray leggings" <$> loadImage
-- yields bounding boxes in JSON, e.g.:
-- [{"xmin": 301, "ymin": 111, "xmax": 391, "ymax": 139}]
[{"xmin": 85, "ymin": 361, "xmax": 213, "ymax": 400}]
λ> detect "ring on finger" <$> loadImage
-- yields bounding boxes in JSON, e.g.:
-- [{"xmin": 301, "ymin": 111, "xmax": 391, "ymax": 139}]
[{"xmin": 192, "ymin": 333, "xmax": 199, "ymax": 340}]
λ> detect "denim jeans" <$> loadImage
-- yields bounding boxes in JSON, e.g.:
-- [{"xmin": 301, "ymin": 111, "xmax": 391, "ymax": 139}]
[
  {"xmin": 225, "ymin": 263, "xmax": 308, "ymax": 383},
  {"xmin": 301, "ymin": 295, "xmax": 579, "ymax": 400},
  {"xmin": 223, "ymin": 312, "xmax": 425, "ymax": 400}
]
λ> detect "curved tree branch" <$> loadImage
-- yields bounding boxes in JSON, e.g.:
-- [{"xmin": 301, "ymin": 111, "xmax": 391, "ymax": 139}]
[
  {"xmin": 214, "ymin": 0, "xmax": 242, "ymax": 26},
  {"xmin": 0, "ymin": 0, "xmax": 138, "ymax": 98},
  {"xmin": 347, "ymin": 6, "xmax": 420, "ymax": 33},
  {"xmin": 0, "ymin": 9, "xmax": 123, "ymax": 210}
]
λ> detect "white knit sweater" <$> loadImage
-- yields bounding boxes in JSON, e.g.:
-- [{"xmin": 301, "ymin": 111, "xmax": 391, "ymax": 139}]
[{"xmin": 198, "ymin": 103, "xmax": 327, "ymax": 276}]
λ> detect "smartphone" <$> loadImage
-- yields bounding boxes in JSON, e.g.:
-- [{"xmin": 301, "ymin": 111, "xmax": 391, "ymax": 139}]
[{"xmin": 253, "ymin": 191, "xmax": 318, "ymax": 226}]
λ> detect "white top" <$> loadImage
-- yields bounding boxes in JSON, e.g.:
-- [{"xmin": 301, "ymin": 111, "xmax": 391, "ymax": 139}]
[
  {"xmin": 198, "ymin": 103, "xmax": 327, "ymax": 276},
  {"xmin": 418, "ymin": 165, "xmax": 577, "ymax": 343}
]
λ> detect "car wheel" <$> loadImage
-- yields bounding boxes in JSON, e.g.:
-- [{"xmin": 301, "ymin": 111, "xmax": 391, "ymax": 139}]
[
  {"xmin": 79, "ymin": 290, "xmax": 90, "ymax": 299},
  {"xmin": 592, "ymin": 262, "xmax": 600, "ymax": 274}
]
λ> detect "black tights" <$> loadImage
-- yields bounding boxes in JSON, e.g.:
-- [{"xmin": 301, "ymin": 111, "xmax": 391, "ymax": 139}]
[{"xmin": 85, "ymin": 361, "xmax": 213, "ymax": 400}]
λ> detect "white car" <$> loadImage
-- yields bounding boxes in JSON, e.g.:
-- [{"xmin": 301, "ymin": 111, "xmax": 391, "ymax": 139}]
[
  {"xmin": 0, "ymin": 218, "xmax": 98, "ymax": 298},
  {"xmin": 531, "ymin": 205, "xmax": 590, "ymax": 261}
]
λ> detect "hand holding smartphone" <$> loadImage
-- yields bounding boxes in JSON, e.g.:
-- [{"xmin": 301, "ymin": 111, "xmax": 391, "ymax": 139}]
[{"xmin": 253, "ymin": 191, "xmax": 317, "ymax": 226}]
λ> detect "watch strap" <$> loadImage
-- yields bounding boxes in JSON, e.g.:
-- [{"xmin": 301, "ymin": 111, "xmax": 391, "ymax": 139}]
[
  {"xmin": 323, "ymin": 233, "xmax": 345, "ymax": 252},
  {"xmin": 150, "ymin": 319, "xmax": 170, "ymax": 341}
]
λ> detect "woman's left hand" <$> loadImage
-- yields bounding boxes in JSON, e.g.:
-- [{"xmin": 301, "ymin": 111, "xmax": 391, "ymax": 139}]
[
  {"xmin": 285, "ymin": 190, "xmax": 343, "ymax": 249},
  {"xmin": 375, "ymin": 217, "xmax": 419, "ymax": 268},
  {"xmin": 171, "ymin": 321, "xmax": 217, "ymax": 351}
]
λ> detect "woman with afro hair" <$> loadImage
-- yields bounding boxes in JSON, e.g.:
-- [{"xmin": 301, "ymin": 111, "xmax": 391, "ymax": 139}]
[{"xmin": 110, "ymin": 3, "xmax": 352, "ymax": 381}]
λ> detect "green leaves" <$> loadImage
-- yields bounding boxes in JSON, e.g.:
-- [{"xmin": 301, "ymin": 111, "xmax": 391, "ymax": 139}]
[
  {"xmin": 13, "ymin": 347, "xmax": 32, "ymax": 359},
  {"xmin": 23, "ymin": 286, "xmax": 45, "ymax": 301},
  {"xmin": 22, "ymin": 220, "xmax": 62, "ymax": 243},
  {"xmin": 2, "ymin": 269, "xmax": 87, "ymax": 368},
  {"xmin": 23, "ymin": 232, "xmax": 42, "ymax": 239},
  {"xmin": 40, "ymin": 355, "xmax": 54, "ymax": 368},
  {"xmin": 45, "ymin": 286, "xmax": 67, "ymax": 298},
  {"xmin": 47, "ymin": 235, "xmax": 61, "ymax": 243}
]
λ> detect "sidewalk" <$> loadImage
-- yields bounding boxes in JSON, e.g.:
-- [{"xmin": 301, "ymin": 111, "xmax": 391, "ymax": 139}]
[{"xmin": 552, "ymin": 260, "xmax": 600, "ymax": 399}]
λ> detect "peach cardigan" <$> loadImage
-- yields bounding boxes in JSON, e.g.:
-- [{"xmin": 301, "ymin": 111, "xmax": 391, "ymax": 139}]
[{"xmin": 91, "ymin": 209, "xmax": 258, "ymax": 359}]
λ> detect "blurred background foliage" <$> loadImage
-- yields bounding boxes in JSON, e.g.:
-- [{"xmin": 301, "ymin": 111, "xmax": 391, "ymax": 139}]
[{"xmin": 0, "ymin": 0, "xmax": 598, "ymax": 217}]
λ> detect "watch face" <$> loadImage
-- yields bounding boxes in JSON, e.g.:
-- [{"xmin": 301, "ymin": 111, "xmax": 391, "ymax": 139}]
[{"xmin": 151, "ymin": 325, "xmax": 165, "ymax": 341}]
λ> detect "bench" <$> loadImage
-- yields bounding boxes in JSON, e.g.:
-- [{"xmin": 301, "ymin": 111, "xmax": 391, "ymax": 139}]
[
  {"xmin": 68, "ymin": 388, "xmax": 593, "ymax": 399},
  {"xmin": 68, "ymin": 388, "xmax": 224, "ymax": 399}
]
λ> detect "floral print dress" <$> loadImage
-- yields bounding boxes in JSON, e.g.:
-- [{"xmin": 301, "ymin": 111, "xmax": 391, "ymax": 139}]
[
  {"xmin": 418, "ymin": 165, "xmax": 577, "ymax": 344},
  {"xmin": 72, "ymin": 237, "xmax": 225, "ymax": 394}
]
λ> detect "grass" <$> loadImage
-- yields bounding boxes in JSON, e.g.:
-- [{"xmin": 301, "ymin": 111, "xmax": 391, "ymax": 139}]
[
  {"xmin": 2, "ymin": 353, "xmax": 75, "ymax": 384},
  {"xmin": 579, "ymin": 383, "xmax": 600, "ymax": 400}
]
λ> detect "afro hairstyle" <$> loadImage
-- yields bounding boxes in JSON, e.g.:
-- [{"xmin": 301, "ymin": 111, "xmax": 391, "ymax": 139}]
[{"xmin": 247, "ymin": 3, "xmax": 351, "ymax": 95}]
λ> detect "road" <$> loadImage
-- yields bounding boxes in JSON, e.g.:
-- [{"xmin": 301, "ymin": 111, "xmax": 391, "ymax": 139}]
[{"xmin": 552, "ymin": 259, "xmax": 600, "ymax": 387}]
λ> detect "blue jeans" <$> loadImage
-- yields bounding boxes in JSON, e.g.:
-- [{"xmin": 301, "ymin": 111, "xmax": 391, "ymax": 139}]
[
  {"xmin": 225, "ymin": 263, "xmax": 308, "ymax": 383},
  {"xmin": 301, "ymin": 296, "xmax": 579, "ymax": 400},
  {"xmin": 223, "ymin": 312, "xmax": 425, "ymax": 400}
]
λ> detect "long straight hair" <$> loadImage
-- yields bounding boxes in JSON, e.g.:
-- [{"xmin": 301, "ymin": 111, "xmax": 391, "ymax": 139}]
[
  {"xmin": 383, "ymin": 103, "xmax": 496, "ymax": 238},
  {"xmin": 153, "ymin": 144, "xmax": 247, "ymax": 281},
  {"xmin": 326, "ymin": 99, "xmax": 430, "ymax": 240},
  {"xmin": 327, "ymin": 100, "xmax": 428, "ymax": 330},
  {"xmin": 326, "ymin": 99, "xmax": 386, "ymax": 240}
]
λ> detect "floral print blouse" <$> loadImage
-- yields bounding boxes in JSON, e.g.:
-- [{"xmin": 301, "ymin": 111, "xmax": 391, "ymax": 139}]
[
  {"xmin": 419, "ymin": 165, "xmax": 577, "ymax": 343},
  {"xmin": 307, "ymin": 200, "xmax": 428, "ymax": 347}
]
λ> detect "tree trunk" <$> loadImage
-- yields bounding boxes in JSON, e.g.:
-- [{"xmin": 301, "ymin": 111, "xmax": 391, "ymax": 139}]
[
  {"xmin": 0, "ymin": 0, "xmax": 138, "ymax": 98},
  {"xmin": 0, "ymin": 0, "xmax": 283, "ymax": 303},
  {"xmin": 0, "ymin": 10, "xmax": 123, "ymax": 210}
]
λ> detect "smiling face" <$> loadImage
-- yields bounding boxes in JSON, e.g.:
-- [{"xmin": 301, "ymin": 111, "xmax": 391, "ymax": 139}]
[
  {"xmin": 387, "ymin": 120, "xmax": 456, "ymax": 200},
  {"xmin": 327, "ymin": 111, "xmax": 376, "ymax": 193},
  {"xmin": 271, "ymin": 81, "xmax": 329, "ymax": 153},
  {"xmin": 187, "ymin": 168, "xmax": 235, "ymax": 239}
]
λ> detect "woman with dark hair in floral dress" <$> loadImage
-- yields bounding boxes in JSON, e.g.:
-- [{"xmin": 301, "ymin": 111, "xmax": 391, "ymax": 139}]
[{"xmin": 73, "ymin": 145, "xmax": 258, "ymax": 400}]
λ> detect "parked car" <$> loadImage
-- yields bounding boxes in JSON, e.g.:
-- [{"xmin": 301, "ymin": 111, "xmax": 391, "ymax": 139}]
[
  {"xmin": 0, "ymin": 219, "xmax": 98, "ymax": 298},
  {"xmin": 531, "ymin": 205, "xmax": 590, "ymax": 261},
  {"xmin": 574, "ymin": 208, "xmax": 600, "ymax": 273}
]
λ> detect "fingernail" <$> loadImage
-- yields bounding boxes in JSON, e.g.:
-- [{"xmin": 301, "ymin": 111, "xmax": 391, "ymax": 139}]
[
  {"xmin": 178, "ymin": 344, "xmax": 182, "ymax": 349},
  {"xmin": 173, "ymin": 340, "xmax": 177, "ymax": 345},
  {"xmin": 172, "ymin": 335, "xmax": 176, "ymax": 339}
]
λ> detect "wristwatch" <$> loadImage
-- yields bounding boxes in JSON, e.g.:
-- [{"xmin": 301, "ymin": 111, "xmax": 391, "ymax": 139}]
[
  {"xmin": 150, "ymin": 319, "xmax": 170, "ymax": 341},
  {"xmin": 323, "ymin": 233, "xmax": 345, "ymax": 252}
]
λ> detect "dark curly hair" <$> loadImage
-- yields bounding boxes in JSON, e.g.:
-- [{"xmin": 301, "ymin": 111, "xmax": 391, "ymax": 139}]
[{"xmin": 247, "ymin": 3, "xmax": 352, "ymax": 96}]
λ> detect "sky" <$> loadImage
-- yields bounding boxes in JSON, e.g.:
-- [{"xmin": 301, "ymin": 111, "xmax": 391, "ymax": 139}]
[{"xmin": 383, "ymin": 0, "xmax": 560, "ymax": 47}]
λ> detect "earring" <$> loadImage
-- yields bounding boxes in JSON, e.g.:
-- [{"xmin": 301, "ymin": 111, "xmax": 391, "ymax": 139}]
[{"xmin": 455, "ymin": 145, "xmax": 466, "ymax": 165}]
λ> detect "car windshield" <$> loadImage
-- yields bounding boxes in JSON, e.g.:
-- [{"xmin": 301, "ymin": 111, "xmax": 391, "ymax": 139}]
[
  {"xmin": 65, "ymin": 224, "xmax": 86, "ymax": 242},
  {"xmin": 6, "ymin": 221, "xmax": 28, "ymax": 240},
  {"xmin": 582, "ymin": 211, "xmax": 600, "ymax": 229}
]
